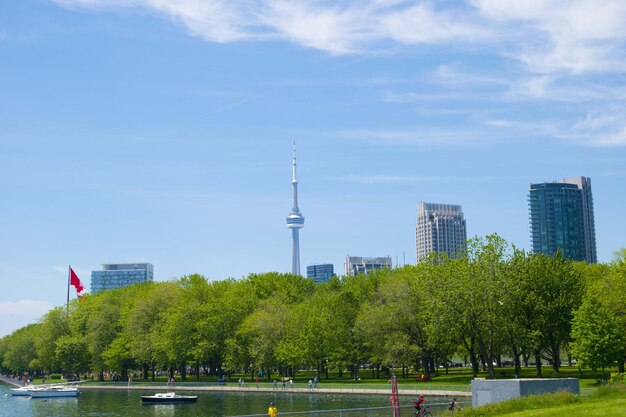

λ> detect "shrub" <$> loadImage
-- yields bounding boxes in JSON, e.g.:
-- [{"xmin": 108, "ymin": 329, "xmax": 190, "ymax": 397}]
[{"xmin": 609, "ymin": 372, "xmax": 624, "ymax": 385}]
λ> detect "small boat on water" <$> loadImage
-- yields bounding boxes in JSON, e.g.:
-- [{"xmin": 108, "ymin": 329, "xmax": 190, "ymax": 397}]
[
  {"xmin": 28, "ymin": 385, "xmax": 80, "ymax": 398},
  {"xmin": 9, "ymin": 386, "xmax": 33, "ymax": 396},
  {"xmin": 140, "ymin": 392, "xmax": 198, "ymax": 404}
]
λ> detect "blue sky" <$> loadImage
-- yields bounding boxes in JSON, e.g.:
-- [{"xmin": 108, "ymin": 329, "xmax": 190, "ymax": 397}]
[{"xmin": 1, "ymin": 0, "xmax": 626, "ymax": 337}]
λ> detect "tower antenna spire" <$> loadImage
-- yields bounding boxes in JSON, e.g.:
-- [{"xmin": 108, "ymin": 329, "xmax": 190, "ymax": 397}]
[{"xmin": 286, "ymin": 143, "xmax": 304, "ymax": 275}]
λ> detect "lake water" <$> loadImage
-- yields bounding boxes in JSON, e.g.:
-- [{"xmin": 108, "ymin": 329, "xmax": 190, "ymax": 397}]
[{"xmin": 0, "ymin": 382, "xmax": 452, "ymax": 417}]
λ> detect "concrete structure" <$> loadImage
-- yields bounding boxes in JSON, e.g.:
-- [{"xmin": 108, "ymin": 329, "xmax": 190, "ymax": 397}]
[
  {"xmin": 91, "ymin": 263, "xmax": 154, "ymax": 293},
  {"xmin": 472, "ymin": 378, "xmax": 579, "ymax": 407},
  {"xmin": 529, "ymin": 176, "xmax": 597, "ymax": 263},
  {"xmin": 416, "ymin": 202, "xmax": 467, "ymax": 263},
  {"xmin": 344, "ymin": 256, "xmax": 392, "ymax": 276},
  {"xmin": 307, "ymin": 264, "xmax": 334, "ymax": 284},
  {"xmin": 286, "ymin": 144, "xmax": 305, "ymax": 275}
]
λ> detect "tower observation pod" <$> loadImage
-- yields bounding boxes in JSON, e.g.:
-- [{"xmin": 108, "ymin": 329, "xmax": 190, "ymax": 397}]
[{"xmin": 286, "ymin": 143, "xmax": 304, "ymax": 276}]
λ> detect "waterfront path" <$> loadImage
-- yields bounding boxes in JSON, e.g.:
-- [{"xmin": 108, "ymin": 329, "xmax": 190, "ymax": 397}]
[
  {"xmin": 79, "ymin": 383, "xmax": 471, "ymax": 398},
  {"xmin": 0, "ymin": 375, "xmax": 25, "ymax": 387}
]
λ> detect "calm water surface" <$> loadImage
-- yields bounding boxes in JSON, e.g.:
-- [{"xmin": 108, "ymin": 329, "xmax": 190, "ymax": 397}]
[{"xmin": 0, "ymin": 383, "xmax": 450, "ymax": 417}]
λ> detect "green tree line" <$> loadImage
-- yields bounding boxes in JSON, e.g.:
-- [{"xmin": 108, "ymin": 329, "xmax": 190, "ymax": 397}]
[{"xmin": 1, "ymin": 235, "xmax": 625, "ymax": 382}]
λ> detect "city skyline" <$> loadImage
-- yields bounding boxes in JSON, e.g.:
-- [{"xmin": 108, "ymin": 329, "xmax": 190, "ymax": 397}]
[{"xmin": 2, "ymin": 1, "xmax": 626, "ymax": 337}]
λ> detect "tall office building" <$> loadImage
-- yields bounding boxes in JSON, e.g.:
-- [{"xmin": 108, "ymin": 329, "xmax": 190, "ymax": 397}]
[
  {"xmin": 307, "ymin": 264, "xmax": 334, "ymax": 284},
  {"xmin": 344, "ymin": 256, "xmax": 392, "ymax": 276},
  {"xmin": 529, "ymin": 176, "xmax": 597, "ymax": 263},
  {"xmin": 91, "ymin": 263, "xmax": 154, "ymax": 293},
  {"xmin": 286, "ymin": 144, "xmax": 304, "ymax": 275},
  {"xmin": 416, "ymin": 202, "xmax": 467, "ymax": 263}
]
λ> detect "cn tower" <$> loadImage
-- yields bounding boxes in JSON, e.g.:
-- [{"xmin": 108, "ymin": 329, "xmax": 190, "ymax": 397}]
[{"xmin": 286, "ymin": 143, "xmax": 304, "ymax": 275}]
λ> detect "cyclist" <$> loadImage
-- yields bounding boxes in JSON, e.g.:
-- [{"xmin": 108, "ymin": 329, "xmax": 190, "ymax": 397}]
[{"xmin": 413, "ymin": 395, "xmax": 425, "ymax": 415}]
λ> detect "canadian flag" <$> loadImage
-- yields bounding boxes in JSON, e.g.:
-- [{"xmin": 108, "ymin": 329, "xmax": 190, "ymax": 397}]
[{"xmin": 69, "ymin": 267, "xmax": 85, "ymax": 293}]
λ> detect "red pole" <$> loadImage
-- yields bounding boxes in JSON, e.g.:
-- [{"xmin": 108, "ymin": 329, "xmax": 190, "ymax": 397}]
[{"xmin": 391, "ymin": 375, "xmax": 401, "ymax": 417}]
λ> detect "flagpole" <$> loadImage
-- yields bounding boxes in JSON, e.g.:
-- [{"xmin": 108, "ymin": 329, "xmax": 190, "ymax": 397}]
[{"xmin": 67, "ymin": 265, "xmax": 71, "ymax": 311}]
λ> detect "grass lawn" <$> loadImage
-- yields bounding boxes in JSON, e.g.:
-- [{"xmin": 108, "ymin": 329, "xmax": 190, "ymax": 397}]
[{"xmin": 452, "ymin": 385, "xmax": 626, "ymax": 417}]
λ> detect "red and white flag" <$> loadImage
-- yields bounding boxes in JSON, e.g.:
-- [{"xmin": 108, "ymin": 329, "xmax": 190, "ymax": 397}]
[{"xmin": 69, "ymin": 267, "xmax": 84, "ymax": 293}]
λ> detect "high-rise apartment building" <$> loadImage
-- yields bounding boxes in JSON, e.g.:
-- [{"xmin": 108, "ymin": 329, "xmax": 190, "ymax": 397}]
[
  {"xmin": 306, "ymin": 264, "xmax": 334, "ymax": 284},
  {"xmin": 91, "ymin": 263, "xmax": 154, "ymax": 293},
  {"xmin": 529, "ymin": 176, "xmax": 597, "ymax": 263},
  {"xmin": 344, "ymin": 256, "xmax": 392, "ymax": 276},
  {"xmin": 416, "ymin": 202, "xmax": 467, "ymax": 263}
]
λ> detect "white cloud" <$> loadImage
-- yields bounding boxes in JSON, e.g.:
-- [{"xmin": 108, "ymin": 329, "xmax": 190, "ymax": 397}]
[
  {"xmin": 51, "ymin": 0, "xmax": 488, "ymax": 54},
  {"xmin": 472, "ymin": 0, "xmax": 626, "ymax": 74},
  {"xmin": 51, "ymin": 0, "xmax": 626, "ymax": 75},
  {"xmin": 379, "ymin": 3, "xmax": 490, "ymax": 44},
  {"xmin": 567, "ymin": 111, "xmax": 626, "ymax": 147},
  {"xmin": 480, "ymin": 110, "xmax": 626, "ymax": 147},
  {"xmin": 0, "ymin": 299, "xmax": 53, "ymax": 336},
  {"xmin": 0, "ymin": 299, "xmax": 52, "ymax": 316}
]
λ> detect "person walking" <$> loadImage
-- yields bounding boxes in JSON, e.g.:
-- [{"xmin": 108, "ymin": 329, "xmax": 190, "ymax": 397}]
[{"xmin": 448, "ymin": 397, "xmax": 460, "ymax": 411}]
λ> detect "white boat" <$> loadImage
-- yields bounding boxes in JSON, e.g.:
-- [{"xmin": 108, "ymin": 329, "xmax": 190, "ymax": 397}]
[
  {"xmin": 28, "ymin": 385, "xmax": 79, "ymax": 398},
  {"xmin": 9, "ymin": 386, "xmax": 33, "ymax": 396},
  {"xmin": 140, "ymin": 392, "xmax": 197, "ymax": 404}
]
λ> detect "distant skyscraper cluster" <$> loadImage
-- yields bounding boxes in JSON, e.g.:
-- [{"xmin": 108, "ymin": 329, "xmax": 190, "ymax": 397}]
[
  {"xmin": 416, "ymin": 202, "xmax": 467, "ymax": 263},
  {"xmin": 529, "ymin": 176, "xmax": 597, "ymax": 263},
  {"xmin": 288, "ymin": 146, "xmax": 598, "ymax": 277},
  {"xmin": 91, "ymin": 263, "xmax": 154, "ymax": 293}
]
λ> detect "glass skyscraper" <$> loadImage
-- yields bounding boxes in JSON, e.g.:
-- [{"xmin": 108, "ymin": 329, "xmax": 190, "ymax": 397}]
[
  {"xmin": 528, "ymin": 176, "xmax": 597, "ymax": 263},
  {"xmin": 416, "ymin": 202, "xmax": 467, "ymax": 263},
  {"xmin": 91, "ymin": 263, "xmax": 154, "ymax": 293},
  {"xmin": 306, "ymin": 264, "xmax": 334, "ymax": 284}
]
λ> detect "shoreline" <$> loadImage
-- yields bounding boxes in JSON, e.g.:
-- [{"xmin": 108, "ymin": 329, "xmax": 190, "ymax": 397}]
[
  {"xmin": 0, "ymin": 377, "xmax": 472, "ymax": 397},
  {"xmin": 80, "ymin": 384, "xmax": 471, "ymax": 397},
  {"xmin": 1, "ymin": 375, "xmax": 469, "ymax": 397}
]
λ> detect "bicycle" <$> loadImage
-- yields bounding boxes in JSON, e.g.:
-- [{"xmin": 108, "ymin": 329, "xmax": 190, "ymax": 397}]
[{"xmin": 411, "ymin": 404, "xmax": 432, "ymax": 417}]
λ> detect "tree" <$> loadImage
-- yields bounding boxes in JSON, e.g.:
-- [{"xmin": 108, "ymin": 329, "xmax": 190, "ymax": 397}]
[
  {"xmin": 34, "ymin": 307, "xmax": 69, "ymax": 373},
  {"xmin": 1, "ymin": 324, "xmax": 39, "ymax": 375},
  {"xmin": 124, "ymin": 281, "xmax": 178, "ymax": 380},
  {"xmin": 507, "ymin": 252, "xmax": 584, "ymax": 376},
  {"xmin": 571, "ymin": 297, "xmax": 625, "ymax": 378},
  {"xmin": 355, "ymin": 268, "xmax": 433, "ymax": 379},
  {"xmin": 231, "ymin": 298, "xmax": 289, "ymax": 380},
  {"xmin": 55, "ymin": 334, "xmax": 89, "ymax": 377},
  {"xmin": 433, "ymin": 235, "xmax": 511, "ymax": 379},
  {"xmin": 278, "ymin": 285, "xmax": 356, "ymax": 379},
  {"xmin": 583, "ymin": 249, "xmax": 626, "ymax": 372}
]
